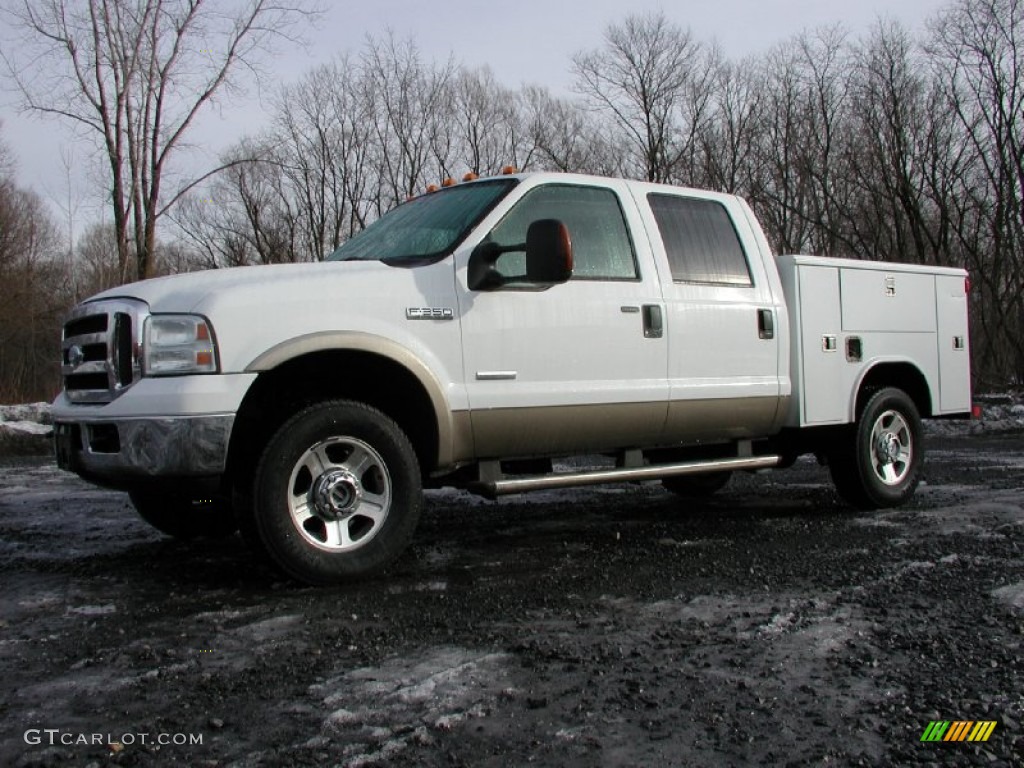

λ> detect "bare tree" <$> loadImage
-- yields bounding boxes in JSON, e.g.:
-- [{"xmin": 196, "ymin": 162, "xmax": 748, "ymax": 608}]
[
  {"xmin": 572, "ymin": 11, "xmax": 707, "ymax": 183},
  {"xmin": 929, "ymin": 0, "xmax": 1024, "ymax": 386},
  {"xmin": 175, "ymin": 179, "xmax": 260, "ymax": 270},
  {"xmin": 701, "ymin": 57, "xmax": 762, "ymax": 193},
  {"xmin": 0, "ymin": 121, "xmax": 14, "ymax": 180},
  {"xmin": 1, "ymin": 0, "xmax": 317, "ymax": 282},
  {"xmin": 175, "ymin": 55, "xmax": 380, "ymax": 266},
  {"xmin": 274, "ymin": 57, "xmax": 376, "ymax": 258},
  {"xmin": 74, "ymin": 221, "xmax": 128, "ymax": 296},
  {"xmin": 842, "ymin": 20, "xmax": 964, "ymax": 266},
  {"xmin": 183, "ymin": 137, "xmax": 304, "ymax": 266},
  {"xmin": 360, "ymin": 31, "xmax": 457, "ymax": 209},
  {"xmin": 745, "ymin": 27, "xmax": 855, "ymax": 256},
  {"xmin": 451, "ymin": 67, "xmax": 532, "ymax": 177},
  {"xmin": 0, "ymin": 128, "xmax": 66, "ymax": 400},
  {"xmin": 746, "ymin": 40, "xmax": 816, "ymax": 254},
  {"xmin": 521, "ymin": 86, "xmax": 624, "ymax": 176}
]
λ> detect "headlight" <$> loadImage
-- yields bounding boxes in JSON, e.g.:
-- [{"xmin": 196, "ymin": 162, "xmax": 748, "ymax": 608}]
[{"xmin": 143, "ymin": 314, "xmax": 218, "ymax": 376}]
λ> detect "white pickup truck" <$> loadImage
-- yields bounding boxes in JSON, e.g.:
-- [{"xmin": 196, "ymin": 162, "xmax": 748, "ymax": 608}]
[{"xmin": 53, "ymin": 172, "xmax": 972, "ymax": 584}]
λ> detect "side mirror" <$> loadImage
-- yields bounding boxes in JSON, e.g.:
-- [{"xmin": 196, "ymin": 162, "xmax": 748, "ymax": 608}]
[
  {"xmin": 467, "ymin": 241, "xmax": 504, "ymax": 290},
  {"xmin": 467, "ymin": 219, "xmax": 573, "ymax": 291},
  {"xmin": 525, "ymin": 219, "xmax": 573, "ymax": 284}
]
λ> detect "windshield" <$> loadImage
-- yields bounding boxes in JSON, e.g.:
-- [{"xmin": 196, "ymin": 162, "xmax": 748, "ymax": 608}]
[{"xmin": 327, "ymin": 179, "xmax": 517, "ymax": 264}]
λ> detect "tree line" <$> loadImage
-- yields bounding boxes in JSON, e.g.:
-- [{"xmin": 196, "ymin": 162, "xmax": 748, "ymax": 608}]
[{"xmin": 0, "ymin": 0, "xmax": 1021, "ymax": 400}]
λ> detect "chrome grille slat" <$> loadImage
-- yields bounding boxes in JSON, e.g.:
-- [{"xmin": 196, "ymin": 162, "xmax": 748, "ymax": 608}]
[
  {"xmin": 61, "ymin": 299, "xmax": 148, "ymax": 404},
  {"xmin": 61, "ymin": 360, "xmax": 109, "ymax": 376},
  {"xmin": 61, "ymin": 332, "xmax": 108, "ymax": 348}
]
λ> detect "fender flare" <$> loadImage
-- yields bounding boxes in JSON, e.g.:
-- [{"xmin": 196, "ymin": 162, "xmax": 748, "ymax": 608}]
[
  {"xmin": 847, "ymin": 357, "xmax": 935, "ymax": 422},
  {"xmin": 245, "ymin": 331, "xmax": 462, "ymax": 467}
]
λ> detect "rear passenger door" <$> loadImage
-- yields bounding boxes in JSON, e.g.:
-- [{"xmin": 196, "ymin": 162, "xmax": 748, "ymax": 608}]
[
  {"xmin": 457, "ymin": 180, "xmax": 669, "ymax": 458},
  {"xmin": 633, "ymin": 189, "xmax": 784, "ymax": 442}
]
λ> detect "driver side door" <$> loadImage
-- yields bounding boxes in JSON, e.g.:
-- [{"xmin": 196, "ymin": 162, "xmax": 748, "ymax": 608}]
[{"xmin": 456, "ymin": 180, "xmax": 669, "ymax": 458}]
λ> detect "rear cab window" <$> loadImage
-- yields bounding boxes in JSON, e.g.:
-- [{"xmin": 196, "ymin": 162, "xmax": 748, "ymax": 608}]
[{"xmin": 647, "ymin": 193, "xmax": 753, "ymax": 286}]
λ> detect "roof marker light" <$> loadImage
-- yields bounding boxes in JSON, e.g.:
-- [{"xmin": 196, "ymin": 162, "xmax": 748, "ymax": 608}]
[
  {"xmin": 501, "ymin": 165, "xmax": 517, "ymax": 175},
  {"xmin": 463, "ymin": 172, "xmax": 479, "ymax": 182}
]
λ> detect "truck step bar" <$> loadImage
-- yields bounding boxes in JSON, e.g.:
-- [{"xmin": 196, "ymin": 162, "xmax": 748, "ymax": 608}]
[{"xmin": 469, "ymin": 454, "xmax": 783, "ymax": 499}]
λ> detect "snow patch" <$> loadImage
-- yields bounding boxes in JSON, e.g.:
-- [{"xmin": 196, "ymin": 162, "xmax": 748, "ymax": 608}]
[
  {"xmin": 0, "ymin": 403, "xmax": 52, "ymax": 424},
  {"xmin": 311, "ymin": 647, "xmax": 512, "ymax": 765},
  {"xmin": 991, "ymin": 582, "xmax": 1024, "ymax": 616},
  {"xmin": 1, "ymin": 420, "xmax": 51, "ymax": 436},
  {"xmin": 0, "ymin": 403, "xmax": 54, "ymax": 454},
  {"xmin": 17, "ymin": 593, "xmax": 63, "ymax": 610},
  {"xmin": 925, "ymin": 392, "xmax": 1024, "ymax": 435},
  {"xmin": 388, "ymin": 580, "xmax": 448, "ymax": 595},
  {"xmin": 65, "ymin": 604, "xmax": 117, "ymax": 616}
]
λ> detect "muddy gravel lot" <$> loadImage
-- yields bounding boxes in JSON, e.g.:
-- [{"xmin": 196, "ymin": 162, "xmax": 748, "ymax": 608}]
[{"xmin": 1, "ymin": 428, "xmax": 1022, "ymax": 767}]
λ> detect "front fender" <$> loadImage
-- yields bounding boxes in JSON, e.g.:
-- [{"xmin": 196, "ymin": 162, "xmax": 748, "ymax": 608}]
[{"xmin": 245, "ymin": 331, "xmax": 466, "ymax": 467}]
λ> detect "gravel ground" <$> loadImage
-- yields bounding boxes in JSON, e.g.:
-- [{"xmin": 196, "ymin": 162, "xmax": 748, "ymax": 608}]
[{"xmin": 0, "ymin": 426, "xmax": 1022, "ymax": 767}]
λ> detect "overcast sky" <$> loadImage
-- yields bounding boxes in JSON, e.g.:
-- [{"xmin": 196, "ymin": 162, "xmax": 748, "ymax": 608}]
[{"xmin": 0, "ymin": 0, "xmax": 949, "ymax": 225}]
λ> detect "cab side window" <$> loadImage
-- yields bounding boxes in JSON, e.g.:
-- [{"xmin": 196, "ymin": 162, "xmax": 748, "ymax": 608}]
[
  {"xmin": 488, "ymin": 185, "xmax": 638, "ymax": 280},
  {"xmin": 648, "ymin": 194, "xmax": 753, "ymax": 286}
]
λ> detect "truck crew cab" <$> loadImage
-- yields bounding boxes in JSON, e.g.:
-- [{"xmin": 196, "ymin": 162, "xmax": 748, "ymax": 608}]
[{"xmin": 53, "ymin": 172, "xmax": 972, "ymax": 584}]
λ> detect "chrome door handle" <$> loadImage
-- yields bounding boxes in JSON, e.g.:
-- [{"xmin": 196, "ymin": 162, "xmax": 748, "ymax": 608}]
[{"xmin": 643, "ymin": 305, "xmax": 663, "ymax": 338}]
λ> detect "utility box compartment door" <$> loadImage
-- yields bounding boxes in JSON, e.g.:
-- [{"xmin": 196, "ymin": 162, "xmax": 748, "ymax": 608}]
[
  {"xmin": 935, "ymin": 274, "xmax": 971, "ymax": 413},
  {"xmin": 840, "ymin": 269, "xmax": 934, "ymax": 332},
  {"xmin": 797, "ymin": 265, "xmax": 845, "ymax": 424}
]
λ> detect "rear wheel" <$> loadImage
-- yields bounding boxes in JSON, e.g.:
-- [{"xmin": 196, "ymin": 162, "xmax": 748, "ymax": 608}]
[
  {"xmin": 129, "ymin": 491, "xmax": 238, "ymax": 539},
  {"xmin": 252, "ymin": 400, "xmax": 422, "ymax": 585},
  {"xmin": 662, "ymin": 471, "xmax": 732, "ymax": 498},
  {"xmin": 829, "ymin": 387, "xmax": 923, "ymax": 510}
]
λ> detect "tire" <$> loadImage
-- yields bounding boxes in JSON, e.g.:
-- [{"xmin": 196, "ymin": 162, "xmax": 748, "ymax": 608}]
[
  {"xmin": 662, "ymin": 471, "xmax": 732, "ymax": 498},
  {"xmin": 129, "ymin": 491, "xmax": 238, "ymax": 539},
  {"xmin": 829, "ymin": 387, "xmax": 923, "ymax": 510},
  {"xmin": 252, "ymin": 400, "xmax": 422, "ymax": 585}
]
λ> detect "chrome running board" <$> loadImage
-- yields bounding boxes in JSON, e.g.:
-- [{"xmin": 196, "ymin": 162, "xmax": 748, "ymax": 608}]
[{"xmin": 469, "ymin": 455, "xmax": 782, "ymax": 499}]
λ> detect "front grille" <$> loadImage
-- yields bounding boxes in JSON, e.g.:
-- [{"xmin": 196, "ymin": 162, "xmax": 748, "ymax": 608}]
[
  {"xmin": 61, "ymin": 299, "xmax": 148, "ymax": 403},
  {"xmin": 64, "ymin": 314, "xmax": 108, "ymax": 337}
]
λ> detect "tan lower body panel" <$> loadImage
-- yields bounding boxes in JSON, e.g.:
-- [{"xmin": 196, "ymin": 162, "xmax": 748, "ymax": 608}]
[
  {"xmin": 467, "ymin": 396, "xmax": 787, "ymax": 460},
  {"xmin": 449, "ymin": 410, "xmax": 475, "ymax": 464},
  {"xmin": 663, "ymin": 395, "xmax": 787, "ymax": 445},
  {"xmin": 470, "ymin": 401, "xmax": 667, "ymax": 458}
]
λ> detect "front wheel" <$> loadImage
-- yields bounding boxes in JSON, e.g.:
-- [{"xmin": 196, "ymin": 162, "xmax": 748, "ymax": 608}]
[
  {"xmin": 253, "ymin": 401, "xmax": 422, "ymax": 585},
  {"xmin": 829, "ymin": 387, "xmax": 923, "ymax": 510}
]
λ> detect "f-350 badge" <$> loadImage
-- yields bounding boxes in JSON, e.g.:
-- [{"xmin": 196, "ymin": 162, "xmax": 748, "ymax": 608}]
[{"xmin": 406, "ymin": 307, "xmax": 454, "ymax": 320}]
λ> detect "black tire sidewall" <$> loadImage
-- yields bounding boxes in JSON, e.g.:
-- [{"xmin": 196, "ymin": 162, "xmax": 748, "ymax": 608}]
[{"xmin": 253, "ymin": 401, "xmax": 422, "ymax": 584}]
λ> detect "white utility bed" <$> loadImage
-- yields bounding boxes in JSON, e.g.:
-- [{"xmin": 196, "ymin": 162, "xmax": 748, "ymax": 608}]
[{"xmin": 776, "ymin": 255, "xmax": 971, "ymax": 427}]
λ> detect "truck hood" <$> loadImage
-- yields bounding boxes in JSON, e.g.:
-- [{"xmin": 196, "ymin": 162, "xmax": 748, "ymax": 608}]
[
  {"xmin": 88, "ymin": 260, "xmax": 394, "ymax": 314},
  {"xmin": 87, "ymin": 258, "xmax": 460, "ymax": 374}
]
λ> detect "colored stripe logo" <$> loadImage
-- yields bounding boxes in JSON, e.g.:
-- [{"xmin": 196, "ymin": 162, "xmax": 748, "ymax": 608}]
[{"xmin": 920, "ymin": 721, "xmax": 997, "ymax": 742}]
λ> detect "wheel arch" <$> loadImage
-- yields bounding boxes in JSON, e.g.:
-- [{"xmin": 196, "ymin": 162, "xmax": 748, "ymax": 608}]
[
  {"xmin": 227, "ymin": 333, "xmax": 464, "ymax": 485},
  {"xmin": 852, "ymin": 360, "xmax": 934, "ymax": 420}
]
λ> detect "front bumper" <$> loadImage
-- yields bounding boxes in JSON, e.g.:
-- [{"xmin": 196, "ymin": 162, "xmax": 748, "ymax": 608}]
[
  {"xmin": 54, "ymin": 414, "xmax": 234, "ymax": 488},
  {"xmin": 51, "ymin": 372, "xmax": 256, "ymax": 489}
]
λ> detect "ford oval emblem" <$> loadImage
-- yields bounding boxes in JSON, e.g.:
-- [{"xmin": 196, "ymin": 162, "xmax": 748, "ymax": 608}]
[{"xmin": 68, "ymin": 345, "xmax": 85, "ymax": 367}]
